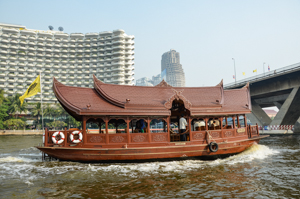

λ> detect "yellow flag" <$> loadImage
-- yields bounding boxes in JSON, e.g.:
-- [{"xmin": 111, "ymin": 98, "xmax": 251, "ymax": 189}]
[
  {"xmin": 243, "ymin": 72, "xmax": 245, "ymax": 76},
  {"xmin": 19, "ymin": 75, "xmax": 41, "ymax": 105},
  {"xmin": 253, "ymin": 69, "xmax": 257, "ymax": 73}
]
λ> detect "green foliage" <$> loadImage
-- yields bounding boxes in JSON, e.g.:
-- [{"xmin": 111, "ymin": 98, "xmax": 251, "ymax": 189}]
[
  {"xmin": 68, "ymin": 115, "xmax": 81, "ymax": 129},
  {"xmin": 7, "ymin": 94, "xmax": 27, "ymax": 118},
  {"xmin": 46, "ymin": 120, "xmax": 67, "ymax": 130},
  {"xmin": 0, "ymin": 89, "xmax": 9, "ymax": 129},
  {"xmin": 3, "ymin": 119, "xmax": 26, "ymax": 130},
  {"xmin": 31, "ymin": 102, "xmax": 42, "ymax": 129}
]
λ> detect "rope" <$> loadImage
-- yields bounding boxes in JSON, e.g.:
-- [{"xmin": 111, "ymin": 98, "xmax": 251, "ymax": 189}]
[{"xmin": 206, "ymin": 130, "xmax": 216, "ymax": 144}]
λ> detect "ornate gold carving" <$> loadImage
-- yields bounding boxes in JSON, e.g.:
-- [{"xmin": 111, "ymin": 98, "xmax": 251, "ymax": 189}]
[
  {"xmin": 193, "ymin": 133, "xmax": 204, "ymax": 140},
  {"xmin": 237, "ymin": 128, "xmax": 245, "ymax": 133},
  {"xmin": 211, "ymin": 132, "xmax": 219, "ymax": 138},
  {"xmin": 153, "ymin": 134, "xmax": 167, "ymax": 142},
  {"xmin": 132, "ymin": 135, "xmax": 146, "ymax": 142},
  {"xmin": 111, "ymin": 136, "xmax": 125, "ymax": 143},
  {"xmin": 164, "ymin": 89, "xmax": 192, "ymax": 109},
  {"xmin": 89, "ymin": 136, "xmax": 103, "ymax": 143},
  {"xmin": 224, "ymin": 131, "xmax": 233, "ymax": 137}
]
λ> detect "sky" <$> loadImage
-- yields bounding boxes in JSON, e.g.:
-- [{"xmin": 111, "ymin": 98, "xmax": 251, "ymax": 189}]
[{"xmin": 1, "ymin": 0, "xmax": 300, "ymax": 87}]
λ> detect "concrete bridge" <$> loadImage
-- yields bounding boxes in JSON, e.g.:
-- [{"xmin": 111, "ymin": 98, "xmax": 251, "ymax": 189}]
[{"xmin": 224, "ymin": 62, "xmax": 300, "ymax": 133}]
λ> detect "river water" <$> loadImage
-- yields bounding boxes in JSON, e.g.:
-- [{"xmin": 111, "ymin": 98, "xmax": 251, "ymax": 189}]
[{"xmin": 0, "ymin": 135, "xmax": 299, "ymax": 199}]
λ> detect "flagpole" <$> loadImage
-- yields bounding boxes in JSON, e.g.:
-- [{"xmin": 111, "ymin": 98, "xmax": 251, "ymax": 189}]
[
  {"xmin": 40, "ymin": 72, "xmax": 44, "ymax": 131},
  {"xmin": 232, "ymin": 58, "xmax": 236, "ymax": 84}
]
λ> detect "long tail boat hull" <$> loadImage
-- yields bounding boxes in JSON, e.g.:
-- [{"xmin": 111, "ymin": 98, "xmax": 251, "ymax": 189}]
[{"xmin": 36, "ymin": 135, "xmax": 268, "ymax": 163}]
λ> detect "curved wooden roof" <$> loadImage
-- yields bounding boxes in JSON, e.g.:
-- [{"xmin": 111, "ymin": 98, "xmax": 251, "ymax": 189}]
[{"xmin": 52, "ymin": 76, "xmax": 251, "ymax": 120}]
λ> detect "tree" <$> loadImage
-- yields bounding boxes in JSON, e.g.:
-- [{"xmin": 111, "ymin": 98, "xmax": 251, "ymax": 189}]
[
  {"xmin": 31, "ymin": 102, "xmax": 42, "ymax": 129},
  {"xmin": 3, "ymin": 119, "xmax": 26, "ymax": 130},
  {"xmin": 46, "ymin": 120, "xmax": 67, "ymax": 130},
  {"xmin": 43, "ymin": 103, "xmax": 55, "ymax": 120},
  {"xmin": 55, "ymin": 103, "xmax": 67, "ymax": 120},
  {"xmin": 7, "ymin": 94, "xmax": 27, "ymax": 118},
  {"xmin": 0, "ymin": 89, "xmax": 9, "ymax": 129},
  {"xmin": 68, "ymin": 115, "xmax": 81, "ymax": 129}
]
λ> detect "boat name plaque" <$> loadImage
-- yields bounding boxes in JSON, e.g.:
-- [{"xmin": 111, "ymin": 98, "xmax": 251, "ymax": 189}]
[{"xmin": 237, "ymin": 128, "xmax": 246, "ymax": 133}]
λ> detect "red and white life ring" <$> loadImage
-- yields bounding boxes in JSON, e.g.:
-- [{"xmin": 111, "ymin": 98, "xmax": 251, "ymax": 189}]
[
  {"xmin": 52, "ymin": 131, "xmax": 65, "ymax": 144},
  {"xmin": 70, "ymin": 131, "xmax": 83, "ymax": 143}
]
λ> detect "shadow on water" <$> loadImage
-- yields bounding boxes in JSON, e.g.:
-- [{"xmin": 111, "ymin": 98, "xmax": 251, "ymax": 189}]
[{"xmin": 0, "ymin": 135, "xmax": 300, "ymax": 198}]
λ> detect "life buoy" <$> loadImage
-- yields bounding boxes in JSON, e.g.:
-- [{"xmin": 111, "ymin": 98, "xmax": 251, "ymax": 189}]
[
  {"xmin": 209, "ymin": 142, "xmax": 218, "ymax": 152},
  {"xmin": 43, "ymin": 132, "xmax": 45, "ymax": 144},
  {"xmin": 70, "ymin": 131, "xmax": 83, "ymax": 143},
  {"xmin": 52, "ymin": 131, "xmax": 65, "ymax": 144}
]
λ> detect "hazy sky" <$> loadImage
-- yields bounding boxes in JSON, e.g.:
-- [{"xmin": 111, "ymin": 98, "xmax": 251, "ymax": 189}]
[{"xmin": 1, "ymin": 0, "xmax": 299, "ymax": 87}]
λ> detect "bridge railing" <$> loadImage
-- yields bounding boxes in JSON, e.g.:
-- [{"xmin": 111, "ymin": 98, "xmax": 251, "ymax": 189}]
[{"xmin": 225, "ymin": 62, "xmax": 300, "ymax": 89}]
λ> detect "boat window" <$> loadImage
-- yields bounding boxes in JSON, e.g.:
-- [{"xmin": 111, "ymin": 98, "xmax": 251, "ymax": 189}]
[
  {"xmin": 224, "ymin": 117, "xmax": 233, "ymax": 129},
  {"xmin": 169, "ymin": 122, "xmax": 179, "ymax": 134},
  {"xmin": 192, "ymin": 118, "xmax": 205, "ymax": 131},
  {"xmin": 108, "ymin": 119, "xmax": 127, "ymax": 134},
  {"xmin": 239, "ymin": 115, "xmax": 246, "ymax": 127},
  {"xmin": 129, "ymin": 119, "xmax": 148, "ymax": 133},
  {"xmin": 150, "ymin": 119, "xmax": 166, "ymax": 133},
  {"xmin": 222, "ymin": 117, "xmax": 226, "ymax": 127},
  {"xmin": 86, "ymin": 118, "xmax": 106, "ymax": 134},
  {"xmin": 234, "ymin": 116, "xmax": 239, "ymax": 128},
  {"xmin": 208, "ymin": 118, "xmax": 221, "ymax": 130}
]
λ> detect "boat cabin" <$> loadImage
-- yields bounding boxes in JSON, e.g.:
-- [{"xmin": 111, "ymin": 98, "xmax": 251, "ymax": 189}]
[{"xmin": 43, "ymin": 75, "xmax": 259, "ymax": 148}]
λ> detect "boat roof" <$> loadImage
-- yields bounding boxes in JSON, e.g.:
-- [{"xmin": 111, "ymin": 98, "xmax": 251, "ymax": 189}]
[{"xmin": 53, "ymin": 75, "xmax": 251, "ymax": 120}]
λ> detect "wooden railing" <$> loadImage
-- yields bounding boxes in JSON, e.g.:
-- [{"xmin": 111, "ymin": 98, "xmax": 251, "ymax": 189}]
[
  {"xmin": 44, "ymin": 128, "xmax": 169, "ymax": 147},
  {"xmin": 43, "ymin": 125, "xmax": 259, "ymax": 147}
]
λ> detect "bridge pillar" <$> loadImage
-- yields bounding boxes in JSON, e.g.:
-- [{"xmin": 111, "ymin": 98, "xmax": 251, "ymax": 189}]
[
  {"xmin": 249, "ymin": 100, "xmax": 272, "ymax": 126},
  {"xmin": 270, "ymin": 87, "xmax": 300, "ymax": 125},
  {"xmin": 293, "ymin": 117, "xmax": 300, "ymax": 134}
]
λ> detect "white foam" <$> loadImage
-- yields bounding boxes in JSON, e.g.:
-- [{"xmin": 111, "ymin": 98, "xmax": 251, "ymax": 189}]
[
  {"xmin": 209, "ymin": 144, "xmax": 280, "ymax": 166},
  {"xmin": 0, "ymin": 144, "xmax": 279, "ymax": 183},
  {"xmin": 0, "ymin": 156, "xmax": 32, "ymax": 163}
]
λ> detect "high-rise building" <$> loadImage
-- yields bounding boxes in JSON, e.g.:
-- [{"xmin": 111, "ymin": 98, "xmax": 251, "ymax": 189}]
[
  {"xmin": 136, "ymin": 74, "xmax": 161, "ymax": 86},
  {"xmin": 136, "ymin": 77, "xmax": 154, "ymax": 86},
  {"xmin": 0, "ymin": 23, "xmax": 135, "ymax": 102},
  {"xmin": 161, "ymin": 49, "xmax": 185, "ymax": 87}
]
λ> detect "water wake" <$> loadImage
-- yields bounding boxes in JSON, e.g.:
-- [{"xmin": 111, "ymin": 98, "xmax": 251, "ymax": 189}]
[{"xmin": 0, "ymin": 144, "xmax": 279, "ymax": 183}]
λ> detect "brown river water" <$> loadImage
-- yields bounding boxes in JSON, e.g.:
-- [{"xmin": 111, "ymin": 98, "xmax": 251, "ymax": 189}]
[{"xmin": 0, "ymin": 135, "xmax": 299, "ymax": 199}]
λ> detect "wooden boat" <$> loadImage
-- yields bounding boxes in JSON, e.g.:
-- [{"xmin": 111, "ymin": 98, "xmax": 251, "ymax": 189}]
[{"xmin": 36, "ymin": 75, "xmax": 268, "ymax": 162}]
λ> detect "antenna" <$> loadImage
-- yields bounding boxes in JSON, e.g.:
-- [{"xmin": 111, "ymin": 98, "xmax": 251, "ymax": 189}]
[
  {"xmin": 48, "ymin": 25, "xmax": 54, "ymax": 30},
  {"xmin": 58, "ymin": 27, "xmax": 64, "ymax": 31}
]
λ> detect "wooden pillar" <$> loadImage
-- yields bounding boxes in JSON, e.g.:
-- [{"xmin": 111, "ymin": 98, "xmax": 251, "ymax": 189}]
[
  {"xmin": 82, "ymin": 116, "xmax": 87, "ymax": 144},
  {"xmin": 99, "ymin": 120, "xmax": 101, "ymax": 134},
  {"xmin": 220, "ymin": 117, "xmax": 224, "ymax": 138},
  {"xmin": 205, "ymin": 117, "xmax": 208, "ymax": 130},
  {"xmin": 147, "ymin": 117, "xmax": 151, "ymax": 143},
  {"xmin": 167, "ymin": 117, "xmax": 170, "ymax": 142},
  {"xmin": 225, "ymin": 116, "xmax": 228, "ymax": 126},
  {"xmin": 244, "ymin": 114, "xmax": 248, "ymax": 136},
  {"xmin": 188, "ymin": 116, "xmax": 192, "ymax": 141},
  {"xmin": 64, "ymin": 127, "xmax": 67, "ymax": 147},
  {"xmin": 237, "ymin": 115, "xmax": 240, "ymax": 128},
  {"xmin": 126, "ymin": 117, "xmax": 130, "ymax": 144},
  {"xmin": 115, "ymin": 120, "xmax": 118, "ymax": 133},
  {"xmin": 105, "ymin": 118, "xmax": 109, "ymax": 144},
  {"xmin": 232, "ymin": 116, "xmax": 236, "ymax": 136}
]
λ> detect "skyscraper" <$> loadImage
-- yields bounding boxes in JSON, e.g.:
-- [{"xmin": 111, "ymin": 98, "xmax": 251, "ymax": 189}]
[
  {"xmin": 0, "ymin": 23, "xmax": 135, "ymax": 102},
  {"xmin": 161, "ymin": 49, "xmax": 185, "ymax": 87}
]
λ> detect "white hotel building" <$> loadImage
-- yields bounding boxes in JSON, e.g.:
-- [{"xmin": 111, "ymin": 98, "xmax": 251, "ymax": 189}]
[{"xmin": 0, "ymin": 23, "xmax": 135, "ymax": 102}]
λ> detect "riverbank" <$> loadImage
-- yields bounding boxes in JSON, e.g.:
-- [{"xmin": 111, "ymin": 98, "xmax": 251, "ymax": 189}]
[{"xmin": 0, "ymin": 130, "xmax": 44, "ymax": 136}]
